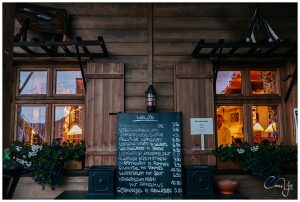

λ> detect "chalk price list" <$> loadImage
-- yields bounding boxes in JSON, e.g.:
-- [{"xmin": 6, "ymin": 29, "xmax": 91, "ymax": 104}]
[{"xmin": 116, "ymin": 116, "xmax": 182, "ymax": 196}]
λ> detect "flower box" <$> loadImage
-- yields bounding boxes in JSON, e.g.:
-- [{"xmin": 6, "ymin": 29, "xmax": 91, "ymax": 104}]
[{"xmin": 66, "ymin": 160, "xmax": 83, "ymax": 170}]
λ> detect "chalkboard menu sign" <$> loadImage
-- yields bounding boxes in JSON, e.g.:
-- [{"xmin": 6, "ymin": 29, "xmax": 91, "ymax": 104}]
[{"xmin": 116, "ymin": 112, "xmax": 182, "ymax": 196}]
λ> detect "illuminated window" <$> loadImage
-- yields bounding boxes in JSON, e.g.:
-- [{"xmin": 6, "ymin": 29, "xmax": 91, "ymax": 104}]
[
  {"xmin": 54, "ymin": 106, "xmax": 84, "ymax": 143},
  {"xmin": 216, "ymin": 106, "xmax": 244, "ymax": 146},
  {"xmin": 56, "ymin": 71, "xmax": 84, "ymax": 95},
  {"xmin": 15, "ymin": 67, "xmax": 84, "ymax": 145},
  {"xmin": 16, "ymin": 106, "xmax": 46, "ymax": 144},
  {"xmin": 216, "ymin": 71, "xmax": 242, "ymax": 94},
  {"xmin": 252, "ymin": 106, "xmax": 279, "ymax": 144},
  {"xmin": 250, "ymin": 70, "xmax": 277, "ymax": 94},
  {"xmin": 216, "ymin": 67, "xmax": 281, "ymax": 146},
  {"xmin": 19, "ymin": 71, "xmax": 47, "ymax": 95}
]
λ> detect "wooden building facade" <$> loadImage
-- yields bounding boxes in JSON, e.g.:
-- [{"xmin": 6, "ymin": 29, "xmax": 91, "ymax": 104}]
[{"xmin": 3, "ymin": 3, "xmax": 297, "ymax": 199}]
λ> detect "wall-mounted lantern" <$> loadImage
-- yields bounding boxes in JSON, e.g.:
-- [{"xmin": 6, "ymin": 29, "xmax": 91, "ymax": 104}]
[{"xmin": 145, "ymin": 85, "xmax": 156, "ymax": 113}]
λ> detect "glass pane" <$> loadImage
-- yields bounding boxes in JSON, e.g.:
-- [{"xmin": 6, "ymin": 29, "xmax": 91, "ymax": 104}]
[
  {"xmin": 54, "ymin": 106, "xmax": 84, "ymax": 143},
  {"xmin": 216, "ymin": 71, "xmax": 242, "ymax": 94},
  {"xmin": 17, "ymin": 106, "xmax": 46, "ymax": 144},
  {"xmin": 19, "ymin": 71, "xmax": 47, "ymax": 94},
  {"xmin": 251, "ymin": 70, "xmax": 277, "ymax": 94},
  {"xmin": 217, "ymin": 106, "xmax": 244, "ymax": 146},
  {"xmin": 56, "ymin": 71, "xmax": 84, "ymax": 95},
  {"xmin": 252, "ymin": 106, "xmax": 279, "ymax": 144}
]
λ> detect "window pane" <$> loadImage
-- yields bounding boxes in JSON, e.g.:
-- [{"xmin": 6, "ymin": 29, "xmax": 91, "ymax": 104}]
[
  {"xmin": 251, "ymin": 70, "xmax": 277, "ymax": 94},
  {"xmin": 17, "ymin": 106, "xmax": 46, "ymax": 144},
  {"xmin": 19, "ymin": 71, "xmax": 47, "ymax": 94},
  {"xmin": 56, "ymin": 71, "xmax": 84, "ymax": 95},
  {"xmin": 252, "ymin": 106, "xmax": 279, "ymax": 144},
  {"xmin": 54, "ymin": 106, "xmax": 84, "ymax": 143},
  {"xmin": 216, "ymin": 71, "xmax": 242, "ymax": 94},
  {"xmin": 217, "ymin": 106, "xmax": 244, "ymax": 146}
]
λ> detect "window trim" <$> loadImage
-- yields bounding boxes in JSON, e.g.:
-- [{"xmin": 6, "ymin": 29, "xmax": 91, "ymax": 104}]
[
  {"xmin": 216, "ymin": 69, "xmax": 243, "ymax": 95},
  {"xmin": 13, "ymin": 64, "xmax": 85, "ymax": 144},
  {"xmin": 16, "ymin": 68, "xmax": 49, "ymax": 97},
  {"xmin": 53, "ymin": 68, "xmax": 85, "ymax": 97},
  {"xmin": 215, "ymin": 66, "xmax": 283, "ymax": 145},
  {"xmin": 51, "ymin": 104, "xmax": 85, "ymax": 141},
  {"xmin": 250, "ymin": 104, "xmax": 283, "ymax": 144},
  {"xmin": 14, "ymin": 104, "xmax": 50, "ymax": 144}
]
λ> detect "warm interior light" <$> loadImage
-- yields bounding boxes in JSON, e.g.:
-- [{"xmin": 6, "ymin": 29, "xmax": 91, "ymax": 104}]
[
  {"xmin": 265, "ymin": 122, "xmax": 276, "ymax": 133},
  {"xmin": 67, "ymin": 124, "xmax": 82, "ymax": 136},
  {"xmin": 229, "ymin": 124, "xmax": 243, "ymax": 139},
  {"xmin": 253, "ymin": 122, "xmax": 265, "ymax": 132}
]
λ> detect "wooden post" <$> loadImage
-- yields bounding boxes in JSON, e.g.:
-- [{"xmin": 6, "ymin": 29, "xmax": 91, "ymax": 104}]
[
  {"xmin": 3, "ymin": 3, "xmax": 16, "ymax": 148},
  {"xmin": 147, "ymin": 3, "xmax": 153, "ymax": 85}
]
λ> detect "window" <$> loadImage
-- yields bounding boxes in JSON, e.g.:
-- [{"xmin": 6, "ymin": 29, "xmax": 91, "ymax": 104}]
[
  {"xmin": 15, "ymin": 66, "xmax": 85, "ymax": 144},
  {"xmin": 54, "ymin": 105, "xmax": 84, "ymax": 143},
  {"xmin": 216, "ymin": 67, "xmax": 281, "ymax": 146},
  {"xmin": 252, "ymin": 105, "xmax": 279, "ymax": 144},
  {"xmin": 19, "ymin": 70, "xmax": 47, "ymax": 95},
  {"xmin": 250, "ymin": 70, "xmax": 277, "ymax": 94},
  {"xmin": 217, "ymin": 106, "xmax": 244, "ymax": 146},
  {"xmin": 16, "ymin": 105, "xmax": 46, "ymax": 144},
  {"xmin": 216, "ymin": 71, "xmax": 242, "ymax": 94},
  {"xmin": 55, "ymin": 71, "xmax": 84, "ymax": 95}
]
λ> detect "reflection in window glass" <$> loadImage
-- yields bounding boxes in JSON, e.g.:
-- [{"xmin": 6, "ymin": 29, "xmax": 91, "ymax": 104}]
[
  {"xmin": 54, "ymin": 106, "xmax": 83, "ymax": 143},
  {"xmin": 19, "ymin": 71, "xmax": 47, "ymax": 94},
  {"xmin": 216, "ymin": 71, "xmax": 241, "ymax": 94},
  {"xmin": 56, "ymin": 71, "xmax": 84, "ymax": 95},
  {"xmin": 252, "ymin": 106, "xmax": 279, "ymax": 144},
  {"xmin": 216, "ymin": 106, "xmax": 244, "ymax": 146},
  {"xmin": 251, "ymin": 70, "xmax": 277, "ymax": 94},
  {"xmin": 17, "ymin": 106, "xmax": 46, "ymax": 144}
]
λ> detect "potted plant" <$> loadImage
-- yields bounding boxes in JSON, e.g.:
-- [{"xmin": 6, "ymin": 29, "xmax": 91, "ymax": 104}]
[
  {"xmin": 7, "ymin": 138, "xmax": 86, "ymax": 190},
  {"xmin": 212, "ymin": 142, "xmax": 297, "ymax": 177}
]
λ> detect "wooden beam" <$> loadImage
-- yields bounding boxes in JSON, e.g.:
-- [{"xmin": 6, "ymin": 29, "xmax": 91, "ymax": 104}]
[
  {"xmin": 194, "ymin": 53, "xmax": 297, "ymax": 59},
  {"xmin": 264, "ymin": 39, "xmax": 290, "ymax": 55},
  {"xmin": 210, "ymin": 39, "xmax": 224, "ymax": 55},
  {"xmin": 192, "ymin": 39, "xmax": 205, "ymax": 57},
  {"xmin": 61, "ymin": 46, "xmax": 71, "ymax": 54},
  {"xmin": 86, "ymin": 73, "xmax": 123, "ymax": 79},
  {"xmin": 20, "ymin": 46, "xmax": 35, "ymax": 55},
  {"xmin": 13, "ymin": 52, "xmax": 107, "ymax": 58},
  {"xmin": 77, "ymin": 37, "xmax": 90, "ymax": 54},
  {"xmin": 3, "ymin": 3, "xmax": 16, "ymax": 148},
  {"xmin": 98, "ymin": 36, "xmax": 108, "ymax": 57},
  {"xmin": 32, "ymin": 38, "xmax": 53, "ymax": 54},
  {"xmin": 147, "ymin": 4, "xmax": 153, "ymax": 85},
  {"xmin": 75, "ymin": 44, "xmax": 87, "ymax": 91}
]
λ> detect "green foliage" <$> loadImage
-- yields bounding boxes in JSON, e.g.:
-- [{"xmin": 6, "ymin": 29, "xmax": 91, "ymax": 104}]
[
  {"xmin": 7, "ymin": 138, "xmax": 86, "ymax": 190},
  {"xmin": 212, "ymin": 142, "xmax": 297, "ymax": 177}
]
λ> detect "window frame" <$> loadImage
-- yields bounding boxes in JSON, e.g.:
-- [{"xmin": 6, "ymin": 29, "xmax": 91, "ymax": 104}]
[
  {"xmin": 14, "ymin": 103, "xmax": 50, "ymax": 143},
  {"xmin": 14, "ymin": 64, "xmax": 85, "ymax": 144},
  {"xmin": 215, "ymin": 66, "xmax": 283, "ymax": 145},
  {"xmin": 52, "ymin": 104, "xmax": 85, "ymax": 141},
  {"xmin": 216, "ymin": 68, "xmax": 243, "ymax": 95},
  {"xmin": 16, "ymin": 67, "xmax": 50, "ymax": 97},
  {"xmin": 53, "ymin": 67, "xmax": 85, "ymax": 97}
]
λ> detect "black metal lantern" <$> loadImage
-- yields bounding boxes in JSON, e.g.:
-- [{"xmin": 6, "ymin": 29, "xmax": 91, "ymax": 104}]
[{"xmin": 145, "ymin": 85, "xmax": 156, "ymax": 113}]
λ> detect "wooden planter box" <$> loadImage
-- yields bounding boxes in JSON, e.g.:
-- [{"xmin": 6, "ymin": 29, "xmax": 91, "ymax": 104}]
[{"xmin": 66, "ymin": 160, "xmax": 83, "ymax": 170}]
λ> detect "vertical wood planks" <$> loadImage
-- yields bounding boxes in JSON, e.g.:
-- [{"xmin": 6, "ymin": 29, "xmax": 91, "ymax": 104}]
[
  {"xmin": 85, "ymin": 63, "xmax": 124, "ymax": 166},
  {"xmin": 174, "ymin": 62, "xmax": 216, "ymax": 165}
]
